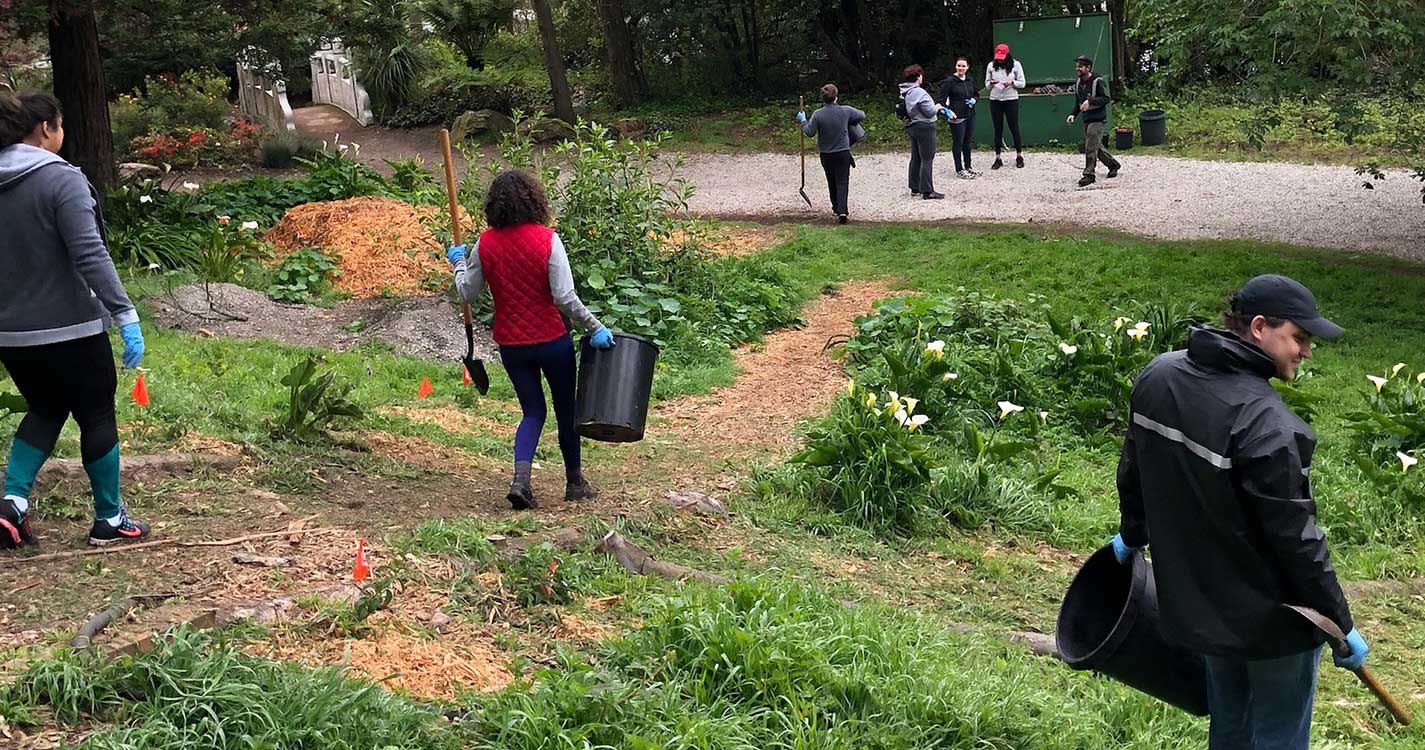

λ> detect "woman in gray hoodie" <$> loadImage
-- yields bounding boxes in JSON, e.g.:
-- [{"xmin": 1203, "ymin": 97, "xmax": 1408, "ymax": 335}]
[
  {"xmin": 0, "ymin": 92, "xmax": 150, "ymax": 549},
  {"xmin": 898, "ymin": 65, "xmax": 945, "ymax": 200}
]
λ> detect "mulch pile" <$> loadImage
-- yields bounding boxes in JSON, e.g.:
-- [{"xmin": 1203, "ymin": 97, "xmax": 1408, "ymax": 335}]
[{"xmin": 263, "ymin": 197, "xmax": 450, "ymax": 298}]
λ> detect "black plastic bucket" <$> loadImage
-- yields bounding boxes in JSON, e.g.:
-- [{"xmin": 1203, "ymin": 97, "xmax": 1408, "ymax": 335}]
[
  {"xmin": 1138, "ymin": 109, "xmax": 1167, "ymax": 146},
  {"xmin": 1114, "ymin": 127, "xmax": 1134, "ymax": 150},
  {"xmin": 1056, "ymin": 545, "xmax": 1209, "ymax": 716},
  {"xmin": 575, "ymin": 332, "xmax": 659, "ymax": 443}
]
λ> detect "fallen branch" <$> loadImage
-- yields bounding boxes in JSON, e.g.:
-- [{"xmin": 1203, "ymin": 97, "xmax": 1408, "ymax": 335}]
[
  {"xmin": 70, "ymin": 593, "xmax": 183, "ymax": 650},
  {"xmin": 489, "ymin": 526, "xmax": 584, "ymax": 560},
  {"xmin": 595, "ymin": 531, "xmax": 729, "ymax": 585},
  {"xmin": 4, "ymin": 515, "xmax": 327, "ymax": 565}
]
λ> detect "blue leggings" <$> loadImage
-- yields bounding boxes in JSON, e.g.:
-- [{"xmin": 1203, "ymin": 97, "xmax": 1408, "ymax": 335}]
[{"xmin": 499, "ymin": 334, "xmax": 580, "ymax": 477}]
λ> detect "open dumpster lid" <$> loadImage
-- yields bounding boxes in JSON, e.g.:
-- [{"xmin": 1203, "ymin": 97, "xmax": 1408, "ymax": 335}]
[{"xmin": 992, "ymin": 13, "xmax": 1113, "ymax": 86}]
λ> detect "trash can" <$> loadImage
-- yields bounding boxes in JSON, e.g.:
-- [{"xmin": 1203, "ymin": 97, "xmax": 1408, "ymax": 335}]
[
  {"xmin": 1056, "ymin": 545, "xmax": 1209, "ymax": 716},
  {"xmin": 575, "ymin": 332, "xmax": 658, "ymax": 443},
  {"xmin": 1138, "ymin": 109, "xmax": 1166, "ymax": 146},
  {"xmin": 1115, "ymin": 127, "xmax": 1133, "ymax": 150}
]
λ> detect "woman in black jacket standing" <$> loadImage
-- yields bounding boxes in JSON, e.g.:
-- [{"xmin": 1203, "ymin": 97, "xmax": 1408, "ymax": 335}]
[{"xmin": 937, "ymin": 56, "xmax": 980, "ymax": 180}]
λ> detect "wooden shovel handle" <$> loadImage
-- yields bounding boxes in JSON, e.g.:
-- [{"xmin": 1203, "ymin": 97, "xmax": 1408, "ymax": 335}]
[
  {"xmin": 1357, "ymin": 666, "xmax": 1413, "ymax": 725},
  {"xmin": 439, "ymin": 129, "xmax": 475, "ymax": 327}
]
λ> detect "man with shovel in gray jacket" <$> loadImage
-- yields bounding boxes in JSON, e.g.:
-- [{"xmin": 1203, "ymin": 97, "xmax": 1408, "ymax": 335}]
[
  {"xmin": 797, "ymin": 84, "xmax": 865, "ymax": 224},
  {"xmin": 1111, "ymin": 274, "xmax": 1366, "ymax": 749}
]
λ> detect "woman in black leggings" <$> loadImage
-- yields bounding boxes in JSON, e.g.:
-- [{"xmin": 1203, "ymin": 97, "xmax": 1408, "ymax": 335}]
[
  {"xmin": 1, "ymin": 92, "xmax": 150, "ymax": 549},
  {"xmin": 985, "ymin": 44, "xmax": 1026, "ymax": 169}
]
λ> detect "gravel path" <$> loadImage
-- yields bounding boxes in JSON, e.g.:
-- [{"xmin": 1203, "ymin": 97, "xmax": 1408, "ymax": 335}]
[{"xmin": 679, "ymin": 152, "xmax": 1425, "ymax": 261}]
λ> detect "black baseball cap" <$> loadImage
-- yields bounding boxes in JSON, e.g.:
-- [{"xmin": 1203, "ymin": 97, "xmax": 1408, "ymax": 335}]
[
  {"xmin": 1234, "ymin": 274, "xmax": 1343, "ymax": 340},
  {"xmin": 1074, "ymin": 55, "xmax": 1093, "ymax": 67}
]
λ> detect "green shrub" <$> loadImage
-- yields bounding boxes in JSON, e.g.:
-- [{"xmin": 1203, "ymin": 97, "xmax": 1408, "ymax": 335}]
[
  {"xmin": 1346, "ymin": 364, "xmax": 1425, "ymax": 464},
  {"xmin": 268, "ymin": 247, "xmax": 339, "ymax": 304},
  {"xmin": 789, "ymin": 385, "xmax": 936, "ymax": 535},
  {"xmin": 269, "ymin": 354, "xmax": 363, "ymax": 441},
  {"xmin": 259, "ymin": 131, "xmax": 323, "ymax": 169},
  {"xmin": 110, "ymin": 69, "xmax": 235, "ymax": 157}
]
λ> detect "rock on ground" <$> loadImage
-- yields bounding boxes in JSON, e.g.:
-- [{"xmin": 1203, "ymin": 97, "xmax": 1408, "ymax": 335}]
[{"xmin": 150, "ymin": 283, "xmax": 499, "ymax": 362}]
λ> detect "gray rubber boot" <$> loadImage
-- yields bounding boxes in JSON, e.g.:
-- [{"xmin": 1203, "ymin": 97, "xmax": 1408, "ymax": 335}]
[{"xmin": 507, "ymin": 460, "xmax": 537, "ymax": 510}]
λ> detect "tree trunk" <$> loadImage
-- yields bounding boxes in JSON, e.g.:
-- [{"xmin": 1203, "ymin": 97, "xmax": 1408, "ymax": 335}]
[
  {"xmin": 1108, "ymin": 0, "xmax": 1128, "ymax": 86},
  {"xmin": 531, "ymin": 0, "xmax": 576, "ymax": 125},
  {"xmin": 595, "ymin": 0, "xmax": 644, "ymax": 105},
  {"xmin": 48, "ymin": 1, "xmax": 115, "ymax": 193}
]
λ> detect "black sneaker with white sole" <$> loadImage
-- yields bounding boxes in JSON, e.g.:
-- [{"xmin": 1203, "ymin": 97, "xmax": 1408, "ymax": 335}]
[{"xmin": 87, "ymin": 509, "xmax": 150, "ymax": 547}]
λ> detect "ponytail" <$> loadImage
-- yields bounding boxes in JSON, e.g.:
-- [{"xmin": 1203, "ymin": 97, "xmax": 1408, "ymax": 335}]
[{"xmin": 0, "ymin": 91, "xmax": 62, "ymax": 148}]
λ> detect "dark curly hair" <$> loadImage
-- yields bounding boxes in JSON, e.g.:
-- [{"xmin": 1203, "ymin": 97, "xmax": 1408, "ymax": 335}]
[
  {"xmin": 1222, "ymin": 290, "xmax": 1287, "ymax": 337},
  {"xmin": 902, "ymin": 65, "xmax": 924, "ymax": 83},
  {"xmin": 0, "ymin": 91, "xmax": 61, "ymax": 149},
  {"xmin": 483, "ymin": 170, "xmax": 550, "ymax": 229}
]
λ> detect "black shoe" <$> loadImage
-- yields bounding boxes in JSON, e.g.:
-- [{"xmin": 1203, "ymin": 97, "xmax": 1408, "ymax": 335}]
[
  {"xmin": 507, "ymin": 480, "xmax": 537, "ymax": 510},
  {"xmin": 837, "ymin": 214, "xmax": 848, "ymax": 225},
  {"xmin": 909, "ymin": 190, "xmax": 921, "ymax": 197},
  {"xmin": 1078, "ymin": 175, "xmax": 1096, "ymax": 187},
  {"xmin": 564, "ymin": 475, "xmax": 598, "ymax": 502},
  {"xmin": 991, "ymin": 158, "xmax": 1004, "ymax": 170},
  {"xmin": 87, "ymin": 508, "xmax": 150, "ymax": 547},
  {"xmin": 1106, "ymin": 167, "xmax": 1120, "ymax": 178},
  {"xmin": 1015, "ymin": 155, "xmax": 1024, "ymax": 168},
  {"xmin": 922, "ymin": 191, "xmax": 945, "ymax": 200},
  {"xmin": 1, "ymin": 498, "xmax": 37, "ymax": 549}
]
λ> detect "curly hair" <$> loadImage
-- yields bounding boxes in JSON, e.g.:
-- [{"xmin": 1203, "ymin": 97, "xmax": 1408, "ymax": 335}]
[
  {"xmin": 902, "ymin": 65, "xmax": 924, "ymax": 83},
  {"xmin": 1222, "ymin": 290, "xmax": 1287, "ymax": 337},
  {"xmin": 0, "ymin": 91, "xmax": 61, "ymax": 149},
  {"xmin": 483, "ymin": 170, "xmax": 550, "ymax": 229}
]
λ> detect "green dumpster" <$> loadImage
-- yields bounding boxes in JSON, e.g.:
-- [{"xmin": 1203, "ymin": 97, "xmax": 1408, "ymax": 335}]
[{"xmin": 975, "ymin": 13, "xmax": 1114, "ymax": 148}]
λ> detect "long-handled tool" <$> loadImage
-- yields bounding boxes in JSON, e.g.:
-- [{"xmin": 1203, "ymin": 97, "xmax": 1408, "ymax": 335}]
[
  {"xmin": 1286, "ymin": 604, "xmax": 1411, "ymax": 725},
  {"xmin": 438, "ymin": 129, "xmax": 490, "ymax": 396},
  {"xmin": 797, "ymin": 95, "xmax": 812, "ymax": 208}
]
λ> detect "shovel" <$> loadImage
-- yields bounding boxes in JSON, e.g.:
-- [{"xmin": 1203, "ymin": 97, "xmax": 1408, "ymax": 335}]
[
  {"xmin": 797, "ymin": 95, "xmax": 812, "ymax": 208},
  {"xmin": 1285, "ymin": 604, "xmax": 1411, "ymax": 725},
  {"xmin": 438, "ymin": 129, "xmax": 490, "ymax": 396}
]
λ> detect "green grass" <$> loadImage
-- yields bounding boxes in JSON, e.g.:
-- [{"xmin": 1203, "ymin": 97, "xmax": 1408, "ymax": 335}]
[{"xmin": 752, "ymin": 224, "xmax": 1425, "ymax": 577}]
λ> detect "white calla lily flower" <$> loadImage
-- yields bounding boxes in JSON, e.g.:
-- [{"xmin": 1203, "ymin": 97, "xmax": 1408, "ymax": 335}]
[
  {"xmin": 1391, "ymin": 362, "xmax": 1407, "ymax": 377},
  {"xmin": 997, "ymin": 401, "xmax": 1024, "ymax": 419},
  {"xmin": 894, "ymin": 409, "xmax": 909, "ymax": 426},
  {"xmin": 139, "ymin": 195, "xmax": 153, "ymax": 204},
  {"xmin": 1113, "ymin": 317, "xmax": 1129, "ymax": 331},
  {"xmin": 1058, "ymin": 342, "xmax": 1078, "ymax": 356},
  {"xmin": 926, "ymin": 340, "xmax": 946, "ymax": 358},
  {"xmin": 907, "ymin": 414, "xmax": 929, "ymax": 431},
  {"xmin": 241, "ymin": 221, "xmax": 259, "ymax": 231},
  {"xmin": 1367, "ymin": 375, "xmax": 1388, "ymax": 392},
  {"xmin": 182, "ymin": 181, "xmax": 199, "ymax": 190},
  {"xmin": 1126, "ymin": 328, "xmax": 1148, "ymax": 341},
  {"xmin": 1399, "ymin": 451, "xmax": 1418, "ymax": 473},
  {"xmin": 865, "ymin": 392, "xmax": 879, "ymax": 408},
  {"xmin": 1418, "ymin": 372, "xmax": 1425, "ymax": 384},
  {"xmin": 1039, "ymin": 410, "xmax": 1049, "ymax": 424},
  {"xmin": 846, "ymin": 380, "xmax": 856, "ymax": 396},
  {"xmin": 902, "ymin": 397, "xmax": 919, "ymax": 414},
  {"xmin": 943, "ymin": 372, "xmax": 958, "ymax": 381}
]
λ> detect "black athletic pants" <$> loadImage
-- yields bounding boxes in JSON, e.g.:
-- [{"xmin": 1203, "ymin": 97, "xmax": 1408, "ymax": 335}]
[
  {"xmin": 906, "ymin": 122, "xmax": 937, "ymax": 194},
  {"xmin": 819, "ymin": 150, "xmax": 852, "ymax": 217},
  {"xmin": 0, "ymin": 333, "xmax": 119, "ymax": 463},
  {"xmin": 990, "ymin": 99, "xmax": 1023, "ymax": 154}
]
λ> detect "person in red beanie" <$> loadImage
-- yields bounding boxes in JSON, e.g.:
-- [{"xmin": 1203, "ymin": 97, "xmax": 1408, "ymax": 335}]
[{"xmin": 445, "ymin": 170, "xmax": 614, "ymax": 510}]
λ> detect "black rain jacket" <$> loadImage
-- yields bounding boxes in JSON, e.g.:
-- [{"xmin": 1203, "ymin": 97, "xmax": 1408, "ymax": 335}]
[{"xmin": 1117, "ymin": 327, "xmax": 1352, "ymax": 658}]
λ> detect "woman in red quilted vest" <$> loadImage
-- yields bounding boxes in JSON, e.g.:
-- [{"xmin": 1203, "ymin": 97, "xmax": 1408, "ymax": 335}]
[{"xmin": 446, "ymin": 170, "xmax": 615, "ymax": 509}]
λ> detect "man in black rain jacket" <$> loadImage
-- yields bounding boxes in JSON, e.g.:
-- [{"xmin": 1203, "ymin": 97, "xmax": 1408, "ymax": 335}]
[{"xmin": 1111, "ymin": 274, "xmax": 1367, "ymax": 750}]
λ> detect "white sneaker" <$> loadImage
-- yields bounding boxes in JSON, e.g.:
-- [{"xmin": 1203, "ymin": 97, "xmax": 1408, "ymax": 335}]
[{"xmin": 957, "ymin": 170, "xmax": 973, "ymax": 180}]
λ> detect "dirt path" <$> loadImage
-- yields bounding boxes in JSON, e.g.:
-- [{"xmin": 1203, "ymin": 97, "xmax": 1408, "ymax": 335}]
[{"xmin": 679, "ymin": 152, "xmax": 1425, "ymax": 261}]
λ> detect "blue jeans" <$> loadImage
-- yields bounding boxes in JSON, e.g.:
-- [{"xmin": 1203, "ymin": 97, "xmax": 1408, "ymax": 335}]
[
  {"xmin": 1204, "ymin": 647, "xmax": 1321, "ymax": 750},
  {"xmin": 499, "ymin": 334, "xmax": 580, "ymax": 477}
]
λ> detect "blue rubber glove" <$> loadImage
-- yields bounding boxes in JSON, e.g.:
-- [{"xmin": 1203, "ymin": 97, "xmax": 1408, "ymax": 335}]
[
  {"xmin": 967, "ymin": 98, "xmax": 977, "ymax": 109},
  {"xmin": 1333, "ymin": 628, "xmax": 1369, "ymax": 670},
  {"xmin": 446, "ymin": 244, "xmax": 466, "ymax": 266},
  {"xmin": 589, "ymin": 327, "xmax": 616, "ymax": 349},
  {"xmin": 120, "ymin": 322, "xmax": 145, "ymax": 369},
  {"xmin": 1110, "ymin": 533, "xmax": 1137, "ymax": 565},
  {"xmin": 795, "ymin": 111, "xmax": 807, "ymax": 123}
]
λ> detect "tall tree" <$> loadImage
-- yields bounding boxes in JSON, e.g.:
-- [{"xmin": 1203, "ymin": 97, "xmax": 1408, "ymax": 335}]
[
  {"xmin": 47, "ymin": 1, "xmax": 115, "ymax": 191},
  {"xmin": 595, "ymin": 0, "xmax": 643, "ymax": 104},
  {"xmin": 531, "ymin": 0, "xmax": 575, "ymax": 123}
]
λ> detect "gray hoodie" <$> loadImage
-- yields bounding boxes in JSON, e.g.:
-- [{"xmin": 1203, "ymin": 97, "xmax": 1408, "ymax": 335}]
[
  {"xmin": 899, "ymin": 82, "xmax": 939, "ymax": 125},
  {"xmin": 0, "ymin": 144, "xmax": 138, "ymax": 347}
]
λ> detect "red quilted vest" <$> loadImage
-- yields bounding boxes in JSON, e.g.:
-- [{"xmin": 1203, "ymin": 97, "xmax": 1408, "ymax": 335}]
[{"xmin": 478, "ymin": 223, "xmax": 568, "ymax": 346}]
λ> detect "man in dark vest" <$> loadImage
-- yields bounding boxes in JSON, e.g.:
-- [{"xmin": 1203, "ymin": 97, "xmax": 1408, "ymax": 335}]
[{"xmin": 1065, "ymin": 55, "xmax": 1120, "ymax": 187}]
